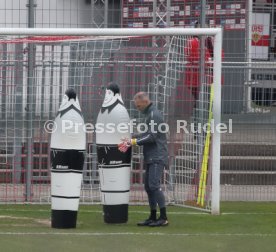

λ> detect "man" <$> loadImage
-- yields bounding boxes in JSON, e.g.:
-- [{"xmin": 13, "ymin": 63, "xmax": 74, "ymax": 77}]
[
  {"xmin": 185, "ymin": 34, "xmax": 212, "ymax": 101},
  {"xmin": 118, "ymin": 92, "xmax": 169, "ymax": 227}
]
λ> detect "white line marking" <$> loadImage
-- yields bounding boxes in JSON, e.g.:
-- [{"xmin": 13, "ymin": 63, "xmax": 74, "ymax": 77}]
[
  {"xmin": 0, "ymin": 232, "xmax": 274, "ymax": 237},
  {"xmin": 0, "ymin": 209, "xmax": 207, "ymax": 215},
  {"xmin": 2, "ymin": 209, "xmax": 276, "ymax": 215},
  {"xmin": 221, "ymin": 212, "xmax": 276, "ymax": 215}
]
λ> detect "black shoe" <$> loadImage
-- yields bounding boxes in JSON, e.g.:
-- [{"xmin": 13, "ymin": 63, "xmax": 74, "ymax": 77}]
[
  {"xmin": 137, "ymin": 219, "xmax": 155, "ymax": 226},
  {"xmin": 148, "ymin": 218, "xmax": 169, "ymax": 227}
]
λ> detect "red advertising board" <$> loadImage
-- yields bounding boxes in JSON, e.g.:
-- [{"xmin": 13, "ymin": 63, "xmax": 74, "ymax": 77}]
[{"xmin": 122, "ymin": 0, "xmax": 247, "ymax": 30}]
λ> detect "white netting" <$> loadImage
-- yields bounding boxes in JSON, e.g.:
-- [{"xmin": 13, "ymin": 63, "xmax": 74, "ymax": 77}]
[{"xmin": 0, "ymin": 33, "xmax": 217, "ymax": 212}]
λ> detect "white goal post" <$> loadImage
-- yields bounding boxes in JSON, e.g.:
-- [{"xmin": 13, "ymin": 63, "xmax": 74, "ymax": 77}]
[{"xmin": 0, "ymin": 27, "xmax": 222, "ymax": 215}]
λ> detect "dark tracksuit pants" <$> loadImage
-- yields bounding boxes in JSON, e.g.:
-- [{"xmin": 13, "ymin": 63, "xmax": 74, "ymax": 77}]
[{"xmin": 144, "ymin": 162, "xmax": 166, "ymax": 210}]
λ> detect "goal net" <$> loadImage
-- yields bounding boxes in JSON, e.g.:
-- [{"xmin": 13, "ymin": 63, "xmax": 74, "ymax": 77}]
[{"xmin": 0, "ymin": 28, "xmax": 221, "ymax": 214}]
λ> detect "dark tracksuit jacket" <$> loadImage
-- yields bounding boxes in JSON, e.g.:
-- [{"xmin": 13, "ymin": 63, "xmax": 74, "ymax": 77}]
[{"xmin": 135, "ymin": 103, "xmax": 168, "ymax": 166}]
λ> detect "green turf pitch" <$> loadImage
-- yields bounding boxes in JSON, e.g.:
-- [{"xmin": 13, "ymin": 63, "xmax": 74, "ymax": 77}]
[{"xmin": 1, "ymin": 203, "xmax": 276, "ymax": 252}]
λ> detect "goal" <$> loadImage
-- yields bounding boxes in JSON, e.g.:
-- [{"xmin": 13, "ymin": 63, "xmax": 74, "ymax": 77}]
[{"xmin": 0, "ymin": 28, "xmax": 222, "ymax": 214}]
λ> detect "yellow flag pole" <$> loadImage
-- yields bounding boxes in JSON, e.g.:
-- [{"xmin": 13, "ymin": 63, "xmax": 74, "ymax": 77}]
[{"xmin": 197, "ymin": 84, "xmax": 214, "ymax": 207}]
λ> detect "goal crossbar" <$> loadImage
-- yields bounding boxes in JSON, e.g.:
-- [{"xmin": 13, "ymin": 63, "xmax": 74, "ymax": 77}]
[{"xmin": 0, "ymin": 27, "xmax": 222, "ymax": 37}]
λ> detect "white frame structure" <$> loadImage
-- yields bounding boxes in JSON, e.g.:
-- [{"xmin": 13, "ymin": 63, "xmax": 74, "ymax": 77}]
[{"xmin": 0, "ymin": 28, "xmax": 222, "ymax": 215}]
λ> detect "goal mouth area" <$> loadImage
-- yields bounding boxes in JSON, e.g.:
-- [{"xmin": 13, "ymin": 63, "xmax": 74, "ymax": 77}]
[{"xmin": 0, "ymin": 28, "xmax": 222, "ymax": 214}]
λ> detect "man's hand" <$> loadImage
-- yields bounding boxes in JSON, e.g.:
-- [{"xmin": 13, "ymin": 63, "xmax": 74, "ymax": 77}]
[{"xmin": 118, "ymin": 138, "xmax": 131, "ymax": 153}]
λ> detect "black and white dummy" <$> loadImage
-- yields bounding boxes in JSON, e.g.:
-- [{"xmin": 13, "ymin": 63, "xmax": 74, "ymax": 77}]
[
  {"xmin": 50, "ymin": 88, "xmax": 86, "ymax": 228},
  {"xmin": 96, "ymin": 83, "xmax": 131, "ymax": 223}
]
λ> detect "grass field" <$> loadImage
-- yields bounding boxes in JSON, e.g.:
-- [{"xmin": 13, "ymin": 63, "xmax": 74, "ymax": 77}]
[{"xmin": 1, "ymin": 202, "xmax": 276, "ymax": 252}]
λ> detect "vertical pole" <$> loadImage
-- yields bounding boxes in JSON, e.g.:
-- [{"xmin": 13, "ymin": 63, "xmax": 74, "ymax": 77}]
[
  {"xmin": 197, "ymin": 0, "xmax": 206, "ymax": 204},
  {"xmin": 166, "ymin": 0, "xmax": 171, "ymax": 27},
  {"xmin": 200, "ymin": 0, "xmax": 206, "ymax": 82},
  {"xmin": 41, "ymin": 45, "xmax": 46, "ymax": 115},
  {"xmin": 25, "ymin": 0, "xmax": 35, "ymax": 201},
  {"xmin": 59, "ymin": 45, "xmax": 64, "ymax": 104},
  {"xmin": 152, "ymin": 0, "xmax": 157, "ymax": 27},
  {"xmin": 246, "ymin": 0, "xmax": 253, "ymax": 112},
  {"xmin": 211, "ymin": 30, "xmax": 222, "ymax": 215},
  {"xmin": 199, "ymin": 0, "xmax": 206, "ymax": 130},
  {"xmin": 49, "ymin": 45, "xmax": 55, "ymax": 118},
  {"xmin": 91, "ymin": 0, "xmax": 96, "ymax": 27},
  {"xmin": 14, "ymin": 44, "xmax": 24, "ymax": 183},
  {"xmin": 152, "ymin": 0, "xmax": 158, "ymax": 105},
  {"xmin": 1, "ymin": 44, "xmax": 7, "ymax": 120},
  {"xmin": 2, "ymin": 44, "xmax": 8, "ymax": 172},
  {"xmin": 104, "ymin": 0, "xmax": 109, "ymax": 28}
]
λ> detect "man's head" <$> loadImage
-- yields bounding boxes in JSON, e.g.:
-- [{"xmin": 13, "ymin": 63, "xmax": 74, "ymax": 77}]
[{"xmin": 133, "ymin": 92, "xmax": 151, "ymax": 112}]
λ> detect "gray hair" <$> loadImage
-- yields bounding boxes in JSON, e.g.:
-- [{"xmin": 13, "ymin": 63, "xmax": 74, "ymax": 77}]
[{"xmin": 133, "ymin": 92, "xmax": 150, "ymax": 101}]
